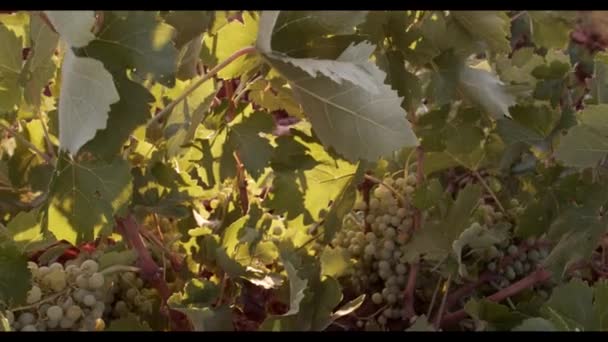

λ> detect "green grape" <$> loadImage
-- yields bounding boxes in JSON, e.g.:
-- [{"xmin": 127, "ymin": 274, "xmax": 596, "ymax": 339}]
[
  {"xmin": 12, "ymin": 322, "xmax": 21, "ymax": 331},
  {"xmin": 369, "ymin": 198, "xmax": 380, "ymax": 210},
  {"xmin": 356, "ymin": 320, "xmax": 364, "ymax": 328},
  {"xmin": 18, "ymin": 312, "xmax": 35, "ymax": 326},
  {"xmin": 377, "ymin": 315, "xmax": 387, "ymax": 326},
  {"xmin": 49, "ymin": 262, "xmax": 64, "ymax": 272},
  {"xmin": 59, "ymin": 317, "xmax": 75, "ymax": 329},
  {"xmin": 36, "ymin": 266, "xmax": 50, "ymax": 279},
  {"xmin": 513, "ymin": 260, "xmax": 524, "ymax": 275},
  {"xmin": 385, "ymin": 227, "xmax": 397, "ymax": 238},
  {"xmin": 83, "ymin": 294, "xmax": 97, "ymax": 307},
  {"xmin": 486, "ymin": 246, "xmax": 499, "ymax": 259},
  {"xmin": 487, "ymin": 262, "xmax": 497, "ymax": 272},
  {"xmin": 27, "ymin": 261, "xmax": 38, "ymax": 273},
  {"xmin": 378, "ymin": 269, "xmax": 390, "ymax": 280},
  {"xmin": 507, "ymin": 245, "xmax": 518, "ymax": 256},
  {"xmin": 404, "ymin": 186, "xmax": 415, "ymax": 194},
  {"xmin": 364, "ymin": 244, "xmax": 376, "ymax": 256},
  {"xmin": 21, "ymin": 324, "xmax": 37, "ymax": 332},
  {"xmin": 80, "ymin": 260, "xmax": 99, "ymax": 276},
  {"xmin": 381, "ymin": 287, "xmax": 390, "ymax": 298},
  {"xmin": 379, "ymin": 250, "xmax": 392, "ymax": 260},
  {"xmin": 387, "ymin": 293, "xmax": 397, "ymax": 304},
  {"xmin": 539, "ymin": 248, "xmax": 549, "ymax": 259},
  {"xmin": 66, "ymin": 305, "xmax": 82, "ymax": 321},
  {"xmin": 395, "ymin": 263, "xmax": 407, "ymax": 275},
  {"xmin": 386, "ymin": 276, "xmax": 397, "ymax": 287},
  {"xmin": 528, "ymin": 250, "xmax": 540, "ymax": 262},
  {"xmin": 383, "ymin": 240, "xmax": 395, "ymax": 251},
  {"xmin": 371, "ymin": 292, "xmax": 383, "ymax": 304},
  {"xmin": 383, "ymin": 308, "xmax": 392, "ymax": 318},
  {"xmin": 505, "ymin": 266, "xmax": 516, "ymax": 280},
  {"xmin": 47, "ymin": 319, "xmax": 59, "ymax": 329},
  {"xmin": 65, "ymin": 265, "xmax": 79, "ymax": 277},
  {"xmin": 538, "ymin": 290, "xmax": 549, "ymax": 299},
  {"xmin": 26, "ymin": 285, "xmax": 42, "ymax": 304},
  {"xmin": 396, "ymin": 207, "xmax": 408, "ymax": 218},
  {"xmin": 378, "ymin": 260, "xmax": 390, "ymax": 271},
  {"xmin": 76, "ymin": 274, "xmax": 89, "ymax": 289},
  {"xmin": 44, "ymin": 269, "xmax": 67, "ymax": 292},
  {"xmin": 46, "ymin": 306, "xmax": 63, "ymax": 321},
  {"xmin": 523, "ymin": 262, "xmax": 531, "ymax": 272}
]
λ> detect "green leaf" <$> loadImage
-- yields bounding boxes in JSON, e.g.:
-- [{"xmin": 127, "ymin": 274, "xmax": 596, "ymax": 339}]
[
  {"xmin": 264, "ymin": 11, "xmax": 367, "ymax": 55},
  {"xmin": 226, "ymin": 111, "xmax": 274, "ymax": 179},
  {"xmin": 163, "ymin": 11, "xmax": 215, "ymax": 49},
  {"xmin": 174, "ymin": 304, "xmax": 234, "ymax": 331},
  {"xmin": 0, "ymin": 240, "xmax": 31, "ymax": 306},
  {"xmin": 57, "ymin": 50, "xmax": 119, "ymax": 155},
  {"xmin": 406, "ymin": 315, "xmax": 436, "ymax": 331},
  {"xmin": 404, "ymin": 184, "xmax": 482, "ymax": 262},
  {"xmin": 6, "ymin": 209, "xmax": 55, "ymax": 253},
  {"xmin": 168, "ymin": 278, "xmax": 220, "ymax": 307},
  {"xmin": 165, "ymin": 77, "xmax": 217, "ymax": 158},
  {"xmin": 23, "ymin": 14, "xmax": 58, "ymax": 108},
  {"xmin": 220, "ymin": 215, "xmax": 250, "ymax": 257},
  {"xmin": 283, "ymin": 259, "xmax": 308, "ymax": 316},
  {"xmin": 555, "ymin": 104, "xmax": 608, "ymax": 168},
  {"xmin": 45, "ymin": 156, "xmax": 132, "ymax": 244},
  {"xmin": 412, "ymin": 178, "xmax": 443, "ymax": 210},
  {"xmin": 97, "ymin": 250, "xmax": 137, "ymax": 270},
  {"xmin": 512, "ymin": 318, "xmax": 557, "ymax": 331},
  {"xmin": 264, "ymin": 42, "xmax": 418, "ymax": 162},
  {"xmin": 43, "ymin": 11, "xmax": 95, "ymax": 48},
  {"xmin": 320, "ymin": 246, "xmax": 351, "ymax": 278},
  {"xmin": 453, "ymin": 222, "xmax": 509, "ymax": 278},
  {"xmin": 0, "ymin": 23, "xmax": 23, "ymax": 112},
  {"xmin": 459, "ymin": 66, "xmax": 516, "ymax": 119},
  {"xmin": 330, "ymin": 294, "xmax": 365, "ymax": 321},
  {"xmin": 82, "ymin": 11, "xmax": 178, "ymax": 87},
  {"xmin": 465, "ymin": 298, "xmax": 527, "ymax": 330},
  {"xmin": 528, "ymin": 11, "xmax": 576, "ymax": 49},
  {"xmin": 541, "ymin": 278, "xmax": 594, "ymax": 330},
  {"xmin": 495, "ymin": 48, "xmax": 544, "ymax": 85},
  {"xmin": 81, "ymin": 73, "xmax": 154, "ymax": 161},
  {"xmin": 106, "ymin": 313, "xmax": 152, "ymax": 331},
  {"xmin": 202, "ymin": 11, "xmax": 260, "ymax": 79},
  {"xmin": 380, "ymin": 49, "xmax": 422, "ymax": 111},
  {"xmin": 593, "ymin": 280, "xmax": 608, "ymax": 330},
  {"xmin": 450, "ymin": 11, "xmax": 511, "ymax": 54}
]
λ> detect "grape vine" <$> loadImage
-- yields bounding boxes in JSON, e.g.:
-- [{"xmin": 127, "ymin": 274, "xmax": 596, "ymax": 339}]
[{"xmin": 1, "ymin": 10, "xmax": 608, "ymax": 332}]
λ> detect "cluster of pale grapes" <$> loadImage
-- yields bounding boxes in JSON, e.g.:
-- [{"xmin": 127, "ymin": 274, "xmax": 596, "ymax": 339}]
[
  {"xmin": 333, "ymin": 172, "xmax": 418, "ymax": 328},
  {"xmin": 5, "ymin": 259, "xmax": 110, "ymax": 332},
  {"xmin": 482, "ymin": 236, "xmax": 550, "ymax": 290},
  {"xmin": 4, "ymin": 257, "xmax": 158, "ymax": 332}
]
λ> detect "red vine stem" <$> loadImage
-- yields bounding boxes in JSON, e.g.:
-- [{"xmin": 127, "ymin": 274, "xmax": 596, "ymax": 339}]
[
  {"xmin": 146, "ymin": 46, "xmax": 257, "ymax": 127},
  {"xmin": 440, "ymin": 268, "xmax": 552, "ymax": 328}
]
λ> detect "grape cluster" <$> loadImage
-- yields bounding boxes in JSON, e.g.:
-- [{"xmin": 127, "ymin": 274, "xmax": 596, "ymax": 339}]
[
  {"xmin": 482, "ymin": 237, "xmax": 550, "ymax": 288},
  {"xmin": 333, "ymin": 172, "xmax": 418, "ymax": 327},
  {"xmin": 4, "ymin": 256, "xmax": 159, "ymax": 332},
  {"xmin": 5, "ymin": 259, "xmax": 109, "ymax": 332}
]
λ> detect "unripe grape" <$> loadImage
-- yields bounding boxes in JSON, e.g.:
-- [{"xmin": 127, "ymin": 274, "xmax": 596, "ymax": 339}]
[
  {"xmin": 26, "ymin": 285, "xmax": 42, "ymax": 304},
  {"xmin": 383, "ymin": 240, "xmax": 395, "ymax": 251},
  {"xmin": 18, "ymin": 312, "xmax": 35, "ymax": 326},
  {"xmin": 378, "ymin": 260, "xmax": 390, "ymax": 271},
  {"xmin": 83, "ymin": 294, "xmax": 97, "ymax": 307},
  {"xmin": 513, "ymin": 260, "xmax": 524, "ymax": 275},
  {"xmin": 21, "ymin": 324, "xmax": 37, "ymax": 332},
  {"xmin": 371, "ymin": 292, "xmax": 383, "ymax": 305},
  {"xmin": 406, "ymin": 174, "xmax": 417, "ymax": 186},
  {"xmin": 47, "ymin": 319, "xmax": 59, "ymax": 329},
  {"xmin": 66, "ymin": 305, "xmax": 82, "ymax": 321},
  {"xmin": 397, "ymin": 275, "xmax": 406, "ymax": 286},
  {"xmin": 80, "ymin": 260, "xmax": 99, "ymax": 275},
  {"xmin": 65, "ymin": 264, "xmax": 78, "ymax": 277},
  {"xmin": 377, "ymin": 316, "xmax": 387, "ymax": 325},
  {"xmin": 385, "ymin": 227, "xmax": 396, "ymax": 238},
  {"xmin": 46, "ymin": 306, "xmax": 63, "ymax": 321},
  {"xmin": 88, "ymin": 273, "xmax": 105, "ymax": 289},
  {"xmin": 539, "ymin": 248, "xmax": 549, "ymax": 259},
  {"xmin": 386, "ymin": 276, "xmax": 397, "ymax": 287},
  {"xmin": 59, "ymin": 317, "xmax": 74, "ymax": 329},
  {"xmin": 369, "ymin": 198, "xmax": 380, "ymax": 210},
  {"xmin": 76, "ymin": 274, "xmax": 89, "ymax": 289},
  {"xmin": 505, "ymin": 266, "xmax": 516, "ymax": 280},
  {"xmin": 383, "ymin": 308, "xmax": 392, "ymax": 318},
  {"xmin": 36, "ymin": 266, "xmax": 50, "ymax": 279},
  {"xmin": 73, "ymin": 289, "xmax": 87, "ymax": 302},
  {"xmin": 487, "ymin": 262, "xmax": 497, "ymax": 272},
  {"xmin": 45, "ymin": 270, "xmax": 67, "ymax": 292},
  {"xmin": 404, "ymin": 186, "xmax": 415, "ymax": 194},
  {"xmin": 396, "ymin": 208, "xmax": 408, "ymax": 218},
  {"xmin": 528, "ymin": 250, "xmax": 540, "ymax": 262},
  {"xmin": 395, "ymin": 263, "xmax": 407, "ymax": 275},
  {"xmin": 125, "ymin": 288, "xmax": 138, "ymax": 301},
  {"xmin": 395, "ymin": 178, "xmax": 407, "ymax": 188},
  {"xmin": 356, "ymin": 320, "xmax": 364, "ymax": 328},
  {"xmin": 49, "ymin": 262, "xmax": 64, "ymax": 272},
  {"xmin": 508, "ymin": 245, "xmax": 519, "ymax": 256},
  {"xmin": 27, "ymin": 261, "xmax": 38, "ymax": 273},
  {"xmin": 387, "ymin": 293, "xmax": 397, "ymax": 304}
]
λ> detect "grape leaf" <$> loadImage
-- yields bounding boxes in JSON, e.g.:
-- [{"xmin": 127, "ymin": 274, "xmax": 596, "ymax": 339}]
[
  {"xmin": 168, "ymin": 278, "xmax": 220, "ymax": 307},
  {"xmin": 81, "ymin": 72, "xmax": 154, "ymax": 161},
  {"xmin": 320, "ymin": 246, "xmax": 351, "ymax": 278},
  {"xmin": 404, "ymin": 184, "xmax": 482, "ymax": 262},
  {"xmin": 450, "ymin": 11, "xmax": 511, "ymax": 54},
  {"xmin": 0, "ymin": 23, "xmax": 23, "ymax": 112},
  {"xmin": 175, "ymin": 35, "xmax": 203, "ymax": 80},
  {"xmin": 43, "ymin": 11, "xmax": 95, "ymax": 48},
  {"xmin": 528, "ymin": 11, "xmax": 576, "ymax": 49},
  {"xmin": 465, "ymin": 298, "xmax": 527, "ymax": 331},
  {"xmin": 163, "ymin": 11, "xmax": 215, "ymax": 49},
  {"xmin": 406, "ymin": 315, "xmax": 436, "ymax": 331},
  {"xmin": 57, "ymin": 50, "xmax": 119, "ymax": 155},
  {"xmin": 106, "ymin": 313, "xmax": 152, "ymax": 331},
  {"xmin": 540, "ymin": 278, "xmax": 594, "ymax": 331},
  {"xmin": 202, "ymin": 11, "xmax": 260, "ymax": 79},
  {"xmin": 512, "ymin": 318, "xmax": 557, "ymax": 331},
  {"xmin": 45, "ymin": 156, "xmax": 132, "ymax": 244},
  {"xmin": 267, "ymin": 11, "xmax": 367, "ymax": 55},
  {"xmin": 459, "ymin": 66, "xmax": 515, "ymax": 119},
  {"xmin": 283, "ymin": 259, "xmax": 308, "ymax": 316},
  {"xmin": 225, "ymin": 111, "xmax": 274, "ymax": 179},
  {"xmin": 330, "ymin": 294, "xmax": 365, "ymax": 321},
  {"xmin": 6, "ymin": 208, "xmax": 55, "ymax": 253},
  {"xmin": 23, "ymin": 14, "xmax": 59, "ymax": 108},
  {"xmin": 81, "ymin": 11, "xmax": 177, "ymax": 87},
  {"xmin": 453, "ymin": 222, "xmax": 509, "ymax": 278},
  {"xmin": 97, "ymin": 250, "xmax": 137, "ymax": 270},
  {"xmin": 0, "ymin": 240, "xmax": 30, "ymax": 306},
  {"xmin": 555, "ymin": 104, "xmax": 608, "ymax": 168}
]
